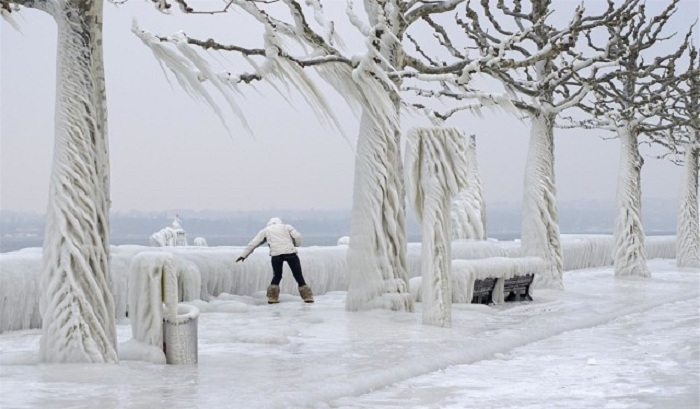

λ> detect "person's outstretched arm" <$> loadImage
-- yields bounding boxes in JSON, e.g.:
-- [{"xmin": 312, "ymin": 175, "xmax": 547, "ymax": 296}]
[{"xmin": 237, "ymin": 230, "xmax": 267, "ymax": 261}]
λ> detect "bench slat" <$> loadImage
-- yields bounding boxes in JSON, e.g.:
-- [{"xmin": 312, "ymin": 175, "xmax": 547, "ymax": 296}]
[
  {"xmin": 471, "ymin": 277, "xmax": 497, "ymax": 305},
  {"xmin": 503, "ymin": 274, "xmax": 534, "ymax": 302}
]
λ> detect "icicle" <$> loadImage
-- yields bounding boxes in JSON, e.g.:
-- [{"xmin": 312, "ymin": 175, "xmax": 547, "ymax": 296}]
[
  {"xmin": 452, "ymin": 134, "xmax": 487, "ymax": 240},
  {"xmin": 132, "ymin": 20, "xmax": 253, "ymax": 136},
  {"xmin": 405, "ymin": 127, "xmax": 469, "ymax": 327},
  {"xmin": 1, "ymin": 6, "xmax": 22, "ymax": 32}
]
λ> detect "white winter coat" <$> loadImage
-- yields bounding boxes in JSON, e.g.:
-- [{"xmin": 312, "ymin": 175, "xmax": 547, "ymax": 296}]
[{"xmin": 240, "ymin": 218, "xmax": 303, "ymax": 258}]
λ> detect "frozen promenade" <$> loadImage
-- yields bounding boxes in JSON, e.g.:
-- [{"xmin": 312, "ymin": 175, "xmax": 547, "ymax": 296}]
[{"xmin": 1, "ymin": 259, "xmax": 698, "ymax": 409}]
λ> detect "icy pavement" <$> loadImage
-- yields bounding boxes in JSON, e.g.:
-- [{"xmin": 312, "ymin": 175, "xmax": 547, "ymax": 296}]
[
  {"xmin": 332, "ymin": 297, "xmax": 699, "ymax": 409},
  {"xmin": 1, "ymin": 259, "xmax": 698, "ymax": 409}
]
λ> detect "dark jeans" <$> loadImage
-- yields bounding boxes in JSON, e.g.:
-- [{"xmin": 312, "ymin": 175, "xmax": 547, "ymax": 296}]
[{"xmin": 270, "ymin": 253, "xmax": 306, "ymax": 286}]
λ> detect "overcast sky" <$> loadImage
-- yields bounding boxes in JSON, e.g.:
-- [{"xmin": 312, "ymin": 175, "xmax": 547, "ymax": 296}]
[{"xmin": 1, "ymin": 1, "xmax": 698, "ymax": 213}]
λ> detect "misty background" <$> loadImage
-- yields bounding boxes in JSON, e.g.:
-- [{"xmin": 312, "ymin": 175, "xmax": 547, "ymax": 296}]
[
  {"xmin": 1, "ymin": 1, "xmax": 694, "ymax": 252},
  {"xmin": 0, "ymin": 198, "xmax": 678, "ymax": 252}
]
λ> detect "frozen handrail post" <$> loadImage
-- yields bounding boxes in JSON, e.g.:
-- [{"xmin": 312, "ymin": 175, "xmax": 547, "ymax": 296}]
[
  {"xmin": 128, "ymin": 252, "xmax": 177, "ymax": 350},
  {"xmin": 128, "ymin": 252, "xmax": 198, "ymax": 364}
]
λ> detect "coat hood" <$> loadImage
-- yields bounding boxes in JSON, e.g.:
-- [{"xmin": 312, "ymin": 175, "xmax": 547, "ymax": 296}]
[{"xmin": 267, "ymin": 217, "xmax": 283, "ymax": 226}]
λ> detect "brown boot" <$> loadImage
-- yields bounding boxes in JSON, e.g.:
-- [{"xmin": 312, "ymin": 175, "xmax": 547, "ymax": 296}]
[
  {"xmin": 267, "ymin": 285, "xmax": 280, "ymax": 304},
  {"xmin": 299, "ymin": 285, "xmax": 314, "ymax": 303}
]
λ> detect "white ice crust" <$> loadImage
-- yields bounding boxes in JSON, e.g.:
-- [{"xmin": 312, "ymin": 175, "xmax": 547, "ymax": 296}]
[{"xmin": 0, "ymin": 235, "xmax": 676, "ymax": 333}]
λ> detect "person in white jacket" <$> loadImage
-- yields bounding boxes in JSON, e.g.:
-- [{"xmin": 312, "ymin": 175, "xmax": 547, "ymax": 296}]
[{"xmin": 236, "ymin": 217, "xmax": 313, "ymax": 304}]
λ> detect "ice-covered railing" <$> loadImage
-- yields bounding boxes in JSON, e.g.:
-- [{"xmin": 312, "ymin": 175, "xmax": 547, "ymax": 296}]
[
  {"xmin": 559, "ymin": 235, "xmax": 613, "ymax": 270},
  {"xmin": 0, "ymin": 248, "xmax": 42, "ymax": 333},
  {"xmin": 558, "ymin": 235, "xmax": 676, "ymax": 271},
  {"xmin": 0, "ymin": 236, "xmax": 676, "ymax": 332},
  {"xmin": 645, "ymin": 236, "xmax": 677, "ymax": 259}
]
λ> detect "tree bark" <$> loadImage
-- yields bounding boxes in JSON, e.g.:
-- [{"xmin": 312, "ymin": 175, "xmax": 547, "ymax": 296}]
[
  {"xmin": 612, "ymin": 122, "xmax": 650, "ymax": 278},
  {"xmin": 677, "ymin": 143, "xmax": 700, "ymax": 268},
  {"xmin": 40, "ymin": 0, "xmax": 117, "ymax": 363},
  {"xmin": 521, "ymin": 111, "xmax": 563, "ymax": 289}
]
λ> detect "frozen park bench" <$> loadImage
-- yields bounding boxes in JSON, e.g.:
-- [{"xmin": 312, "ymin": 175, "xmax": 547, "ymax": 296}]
[
  {"xmin": 456, "ymin": 257, "xmax": 543, "ymax": 304},
  {"xmin": 470, "ymin": 277, "xmax": 498, "ymax": 305},
  {"xmin": 412, "ymin": 257, "xmax": 545, "ymax": 305},
  {"xmin": 472, "ymin": 273, "xmax": 535, "ymax": 304}
]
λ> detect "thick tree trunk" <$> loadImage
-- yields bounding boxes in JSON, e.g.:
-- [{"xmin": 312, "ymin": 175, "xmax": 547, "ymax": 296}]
[
  {"xmin": 345, "ymin": 3, "xmax": 413, "ymax": 311},
  {"xmin": 345, "ymin": 112, "xmax": 412, "ymax": 312},
  {"xmin": 612, "ymin": 122, "xmax": 650, "ymax": 278},
  {"xmin": 521, "ymin": 111, "xmax": 563, "ymax": 289},
  {"xmin": 677, "ymin": 144, "xmax": 700, "ymax": 268},
  {"xmin": 40, "ymin": 0, "xmax": 117, "ymax": 363}
]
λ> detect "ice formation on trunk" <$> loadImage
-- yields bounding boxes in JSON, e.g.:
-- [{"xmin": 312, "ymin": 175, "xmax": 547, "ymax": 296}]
[
  {"xmin": 677, "ymin": 144, "xmax": 700, "ymax": 268},
  {"xmin": 451, "ymin": 134, "xmax": 486, "ymax": 240},
  {"xmin": 310, "ymin": 13, "xmax": 410, "ymax": 312},
  {"xmin": 406, "ymin": 127, "xmax": 468, "ymax": 327},
  {"xmin": 345, "ymin": 113, "xmax": 412, "ymax": 311},
  {"xmin": 521, "ymin": 111, "xmax": 563, "ymax": 289},
  {"xmin": 612, "ymin": 122, "xmax": 650, "ymax": 278},
  {"xmin": 39, "ymin": 0, "xmax": 118, "ymax": 364}
]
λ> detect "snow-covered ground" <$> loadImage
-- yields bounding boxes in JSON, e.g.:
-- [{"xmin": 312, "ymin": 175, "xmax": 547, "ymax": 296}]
[{"xmin": 0, "ymin": 259, "xmax": 697, "ymax": 409}]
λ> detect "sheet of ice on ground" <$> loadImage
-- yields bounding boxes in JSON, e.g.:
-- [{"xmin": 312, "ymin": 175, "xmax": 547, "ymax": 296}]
[
  {"xmin": 332, "ymin": 297, "xmax": 699, "ymax": 409},
  {"xmin": 0, "ymin": 260, "xmax": 697, "ymax": 409}
]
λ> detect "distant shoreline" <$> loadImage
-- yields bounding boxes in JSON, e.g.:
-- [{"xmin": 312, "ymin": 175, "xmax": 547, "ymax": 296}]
[{"xmin": 0, "ymin": 231, "xmax": 676, "ymax": 253}]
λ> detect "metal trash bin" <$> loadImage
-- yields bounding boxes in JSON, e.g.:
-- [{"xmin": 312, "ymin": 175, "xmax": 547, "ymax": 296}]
[{"xmin": 163, "ymin": 304, "xmax": 199, "ymax": 364}]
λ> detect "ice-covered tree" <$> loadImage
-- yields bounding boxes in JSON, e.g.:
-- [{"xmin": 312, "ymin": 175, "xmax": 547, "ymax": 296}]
[
  {"xmin": 406, "ymin": 127, "xmax": 468, "ymax": 327},
  {"xmin": 451, "ymin": 134, "xmax": 486, "ymax": 240},
  {"xmin": 567, "ymin": 1, "xmax": 695, "ymax": 277},
  {"xmin": 132, "ymin": 0, "xmax": 406, "ymax": 311},
  {"xmin": 134, "ymin": 0, "xmax": 525, "ymax": 312},
  {"xmin": 403, "ymin": 0, "xmax": 639, "ymax": 288},
  {"xmin": 132, "ymin": 0, "xmax": 607, "ymax": 305},
  {"xmin": 655, "ymin": 44, "xmax": 700, "ymax": 268},
  {"xmin": 2, "ymin": 0, "xmax": 117, "ymax": 363}
]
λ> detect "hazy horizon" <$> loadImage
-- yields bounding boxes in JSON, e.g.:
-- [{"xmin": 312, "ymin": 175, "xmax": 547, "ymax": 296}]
[{"xmin": 0, "ymin": 197, "xmax": 679, "ymax": 252}]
